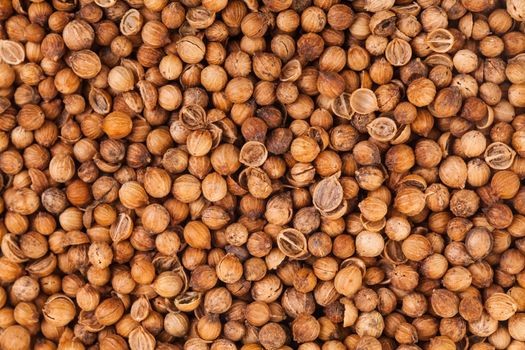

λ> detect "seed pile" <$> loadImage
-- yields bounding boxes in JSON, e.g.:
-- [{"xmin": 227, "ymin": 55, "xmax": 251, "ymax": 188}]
[{"xmin": 2, "ymin": 0, "xmax": 525, "ymax": 349}]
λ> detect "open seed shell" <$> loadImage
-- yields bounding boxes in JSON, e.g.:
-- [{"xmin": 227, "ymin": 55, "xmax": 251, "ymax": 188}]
[
  {"xmin": 383, "ymin": 240, "xmax": 408, "ymax": 264},
  {"xmin": 340, "ymin": 257, "xmax": 367, "ymax": 277},
  {"xmin": 120, "ymin": 9, "xmax": 143, "ymax": 36},
  {"xmin": 180, "ymin": 104, "xmax": 207, "ymax": 130},
  {"xmin": 277, "ymin": 228, "xmax": 310, "ymax": 260},
  {"xmin": 361, "ymin": 216, "xmax": 387, "ymax": 232},
  {"xmin": 476, "ymin": 106, "xmax": 494, "ymax": 130},
  {"xmin": 426, "ymin": 29, "xmax": 455, "ymax": 53},
  {"xmin": 485, "ymin": 142, "xmax": 517, "ymax": 170},
  {"xmin": 367, "ymin": 117, "xmax": 398, "ymax": 142},
  {"xmin": 391, "ymin": 3, "xmax": 421, "ymax": 16},
  {"xmin": 390, "ymin": 124, "xmax": 412, "ymax": 145},
  {"xmin": 174, "ymin": 292, "xmax": 202, "ymax": 312},
  {"xmin": 239, "ymin": 141, "xmax": 268, "ymax": 167},
  {"xmin": 308, "ymin": 126, "xmax": 330, "ymax": 150},
  {"xmin": 320, "ymin": 199, "xmax": 349, "ymax": 219},
  {"xmin": 94, "ymin": 0, "xmax": 118, "ymax": 7},
  {"xmin": 1, "ymin": 234, "xmax": 28, "ymax": 263},
  {"xmin": 313, "ymin": 175, "xmax": 344, "ymax": 213},
  {"xmin": 424, "ymin": 53, "xmax": 454, "ymax": 69},
  {"xmin": 280, "ymin": 59, "xmax": 302, "ymax": 82},
  {"xmin": 350, "ymin": 88, "xmax": 379, "ymax": 115},
  {"xmin": 385, "ymin": 38, "xmax": 413, "ymax": 66},
  {"xmin": 0, "ymin": 40, "xmax": 25, "ymax": 65},
  {"xmin": 332, "ymin": 92, "xmax": 354, "ymax": 119}
]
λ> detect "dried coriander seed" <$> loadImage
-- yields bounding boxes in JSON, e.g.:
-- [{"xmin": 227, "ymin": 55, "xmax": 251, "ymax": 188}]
[{"xmin": 0, "ymin": 0, "xmax": 524, "ymax": 349}]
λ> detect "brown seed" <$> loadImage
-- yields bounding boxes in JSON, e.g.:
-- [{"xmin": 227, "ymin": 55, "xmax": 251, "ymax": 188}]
[
  {"xmin": 42, "ymin": 294, "xmax": 76, "ymax": 326},
  {"xmin": 334, "ymin": 265, "xmax": 363, "ymax": 297},
  {"xmin": 485, "ymin": 293, "xmax": 518, "ymax": 321},
  {"xmin": 0, "ymin": 325, "xmax": 31, "ymax": 350},
  {"xmin": 431, "ymin": 289, "xmax": 459, "ymax": 318},
  {"xmin": 0, "ymin": 1, "xmax": 523, "ymax": 349},
  {"xmin": 102, "ymin": 112, "xmax": 133, "ymax": 139}
]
